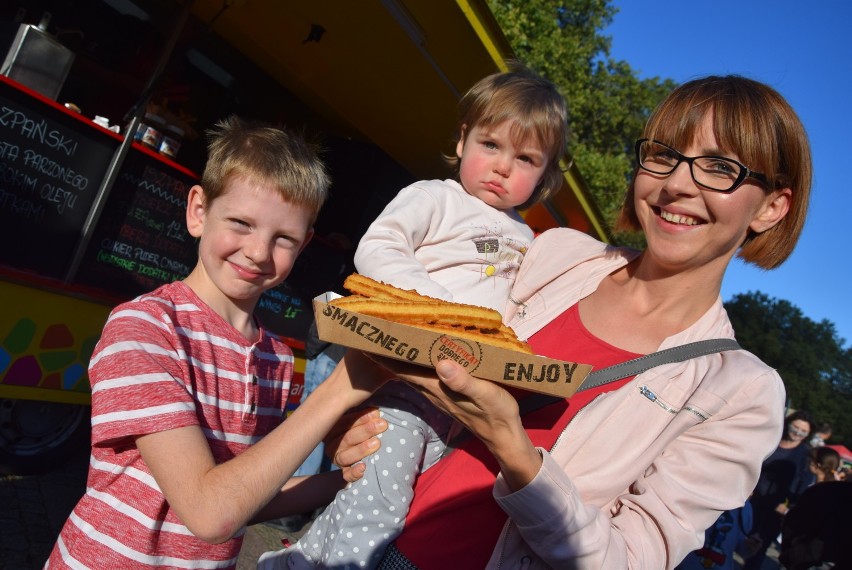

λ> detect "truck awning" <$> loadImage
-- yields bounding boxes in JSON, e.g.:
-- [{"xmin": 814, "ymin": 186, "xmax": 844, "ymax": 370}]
[{"xmin": 188, "ymin": 0, "xmax": 610, "ymax": 240}]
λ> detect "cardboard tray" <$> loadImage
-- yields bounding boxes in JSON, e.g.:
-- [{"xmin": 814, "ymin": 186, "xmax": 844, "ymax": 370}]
[{"xmin": 313, "ymin": 293, "xmax": 592, "ymax": 398}]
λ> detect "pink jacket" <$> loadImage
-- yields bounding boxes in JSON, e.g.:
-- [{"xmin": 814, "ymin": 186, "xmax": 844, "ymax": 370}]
[{"xmin": 488, "ymin": 229, "xmax": 785, "ymax": 569}]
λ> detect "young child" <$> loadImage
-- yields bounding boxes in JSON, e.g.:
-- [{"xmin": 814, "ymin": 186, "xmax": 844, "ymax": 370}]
[
  {"xmin": 46, "ymin": 117, "xmax": 387, "ymax": 569},
  {"xmin": 261, "ymin": 65, "xmax": 569, "ymax": 570}
]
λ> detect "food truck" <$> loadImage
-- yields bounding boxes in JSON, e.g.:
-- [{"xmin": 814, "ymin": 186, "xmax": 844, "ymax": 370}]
[{"xmin": 0, "ymin": 0, "xmax": 608, "ymax": 474}]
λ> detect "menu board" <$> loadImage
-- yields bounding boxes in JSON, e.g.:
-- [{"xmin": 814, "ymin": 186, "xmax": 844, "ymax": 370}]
[
  {"xmin": 75, "ymin": 146, "xmax": 198, "ymax": 296},
  {"xmin": 255, "ymin": 280, "xmax": 313, "ymax": 343},
  {"xmin": 0, "ymin": 76, "xmax": 337, "ymax": 345},
  {"xmin": 0, "ymin": 76, "xmax": 119, "ymax": 278}
]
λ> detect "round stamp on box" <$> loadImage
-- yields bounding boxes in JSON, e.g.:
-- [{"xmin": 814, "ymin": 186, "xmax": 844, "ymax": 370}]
[{"xmin": 428, "ymin": 335, "xmax": 482, "ymax": 372}]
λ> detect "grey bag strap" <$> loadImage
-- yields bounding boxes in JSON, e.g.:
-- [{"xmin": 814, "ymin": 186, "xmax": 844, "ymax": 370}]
[
  {"xmin": 440, "ymin": 338, "xmax": 741, "ymax": 459},
  {"xmin": 577, "ymin": 338, "xmax": 741, "ymax": 392}
]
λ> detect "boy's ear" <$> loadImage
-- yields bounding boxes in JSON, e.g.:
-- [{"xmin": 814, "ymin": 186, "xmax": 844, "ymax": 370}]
[
  {"xmin": 185, "ymin": 185, "xmax": 207, "ymax": 238},
  {"xmin": 750, "ymin": 187, "xmax": 792, "ymax": 234}
]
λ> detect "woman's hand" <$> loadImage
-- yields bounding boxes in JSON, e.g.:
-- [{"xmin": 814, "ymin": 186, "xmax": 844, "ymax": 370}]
[{"xmin": 369, "ymin": 356, "xmax": 544, "ymax": 491}]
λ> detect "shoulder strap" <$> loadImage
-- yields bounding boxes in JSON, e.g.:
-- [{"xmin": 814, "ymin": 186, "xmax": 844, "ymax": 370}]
[
  {"xmin": 577, "ymin": 338, "xmax": 741, "ymax": 392},
  {"xmin": 440, "ymin": 338, "xmax": 741, "ymax": 459}
]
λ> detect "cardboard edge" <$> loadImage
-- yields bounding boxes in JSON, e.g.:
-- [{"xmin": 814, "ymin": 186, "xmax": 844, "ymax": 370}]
[{"xmin": 313, "ymin": 293, "xmax": 592, "ymax": 398}]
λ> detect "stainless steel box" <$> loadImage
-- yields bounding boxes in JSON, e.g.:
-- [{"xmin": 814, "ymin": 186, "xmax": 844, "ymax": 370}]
[{"xmin": 1, "ymin": 23, "xmax": 75, "ymax": 100}]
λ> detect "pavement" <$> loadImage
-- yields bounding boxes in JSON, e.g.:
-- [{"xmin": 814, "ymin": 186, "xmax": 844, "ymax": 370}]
[{"xmin": 1, "ymin": 450, "xmax": 781, "ymax": 569}]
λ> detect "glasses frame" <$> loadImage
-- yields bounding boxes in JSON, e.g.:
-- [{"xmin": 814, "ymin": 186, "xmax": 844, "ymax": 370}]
[{"xmin": 635, "ymin": 138, "xmax": 769, "ymax": 193}]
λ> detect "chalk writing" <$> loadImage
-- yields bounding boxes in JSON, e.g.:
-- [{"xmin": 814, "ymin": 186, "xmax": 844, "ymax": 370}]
[
  {"xmin": 0, "ymin": 106, "xmax": 79, "ymax": 156},
  {"xmin": 0, "ymin": 80, "xmax": 118, "ymax": 278},
  {"xmin": 0, "ymin": 187, "xmax": 44, "ymax": 220}
]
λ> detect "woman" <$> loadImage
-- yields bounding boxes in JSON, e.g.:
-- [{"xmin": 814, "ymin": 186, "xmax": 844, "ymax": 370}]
[
  {"xmin": 341, "ymin": 75, "xmax": 812, "ymax": 569},
  {"xmin": 743, "ymin": 410, "xmax": 816, "ymax": 569}
]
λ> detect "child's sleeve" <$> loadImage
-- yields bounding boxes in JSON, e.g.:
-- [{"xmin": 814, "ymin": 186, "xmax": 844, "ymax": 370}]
[
  {"xmin": 88, "ymin": 302, "xmax": 199, "ymax": 447},
  {"xmin": 354, "ymin": 184, "xmax": 454, "ymax": 301}
]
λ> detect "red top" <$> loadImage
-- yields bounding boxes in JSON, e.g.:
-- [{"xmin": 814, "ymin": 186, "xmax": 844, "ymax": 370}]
[
  {"xmin": 394, "ymin": 303, "xmax": 641, "ymax": 568},
  {"xmin": 46, "ymin": 281, "xmax": 293, "ymax": 569}
]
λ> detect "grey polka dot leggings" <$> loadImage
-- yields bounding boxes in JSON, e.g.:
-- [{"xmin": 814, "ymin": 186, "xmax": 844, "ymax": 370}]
[{"xmin": 283, "ymin": 381, "xmax": 453, "ymax": 569}]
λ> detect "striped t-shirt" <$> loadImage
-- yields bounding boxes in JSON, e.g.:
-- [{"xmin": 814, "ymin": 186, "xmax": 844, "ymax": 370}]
[{"xmin": 46, "ymin": 281, "xmax": 293, "ymax": 569}]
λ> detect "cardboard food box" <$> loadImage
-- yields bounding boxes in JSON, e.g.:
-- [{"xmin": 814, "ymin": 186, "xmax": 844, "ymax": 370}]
[{"xmin": 313, "ymin": 293, "xmax": 593, "ymax": 398}]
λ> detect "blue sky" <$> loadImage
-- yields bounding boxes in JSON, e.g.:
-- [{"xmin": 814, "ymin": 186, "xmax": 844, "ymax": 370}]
[{"xmin": 603, "ymin": 0, "xmax": 852, "ymax": 347}]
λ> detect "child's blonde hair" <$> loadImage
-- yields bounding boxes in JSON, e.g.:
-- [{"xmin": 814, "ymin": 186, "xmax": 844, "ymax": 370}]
[
  {"xmin": 200, "ymin": 116, "xmax": 330, "ymax": 222},
  {"xmin": 445, "ymin": 64, "xmax": 569, "ymax": 209}
]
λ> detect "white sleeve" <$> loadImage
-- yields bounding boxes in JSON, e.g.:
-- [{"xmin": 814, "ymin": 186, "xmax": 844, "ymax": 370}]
[{"xmin": 354, "ymin": 184, "xmax": 454, "ymax": 301}]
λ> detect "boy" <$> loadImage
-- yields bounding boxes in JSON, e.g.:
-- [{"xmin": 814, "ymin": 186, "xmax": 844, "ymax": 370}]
[
  {"xmin": 262, "ymin": 65, "xmax": 569, "ymax": 569},
  {"xmin": 46, "ymin": 117, "xmax": 386, "ymax": 569}
]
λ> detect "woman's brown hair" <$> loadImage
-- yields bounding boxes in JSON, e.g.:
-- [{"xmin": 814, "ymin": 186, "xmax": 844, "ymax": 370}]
[{"xmin": 617, "ymin": 75, "xmax": 812, "ymax": 269}]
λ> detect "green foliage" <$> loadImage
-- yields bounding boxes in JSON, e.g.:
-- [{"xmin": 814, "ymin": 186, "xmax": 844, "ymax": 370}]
[
  {"xmin": 725, "ymin": 292, "xmax": 852, "ymax": 447},
  {"xmin": 487, "ymin": 0, "xmax": 676, "ymax": 235}
]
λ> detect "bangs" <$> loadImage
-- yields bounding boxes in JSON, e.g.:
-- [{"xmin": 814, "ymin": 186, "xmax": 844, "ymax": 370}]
[
  {"xmin": 643, "ymin": 78, "xmax": 780, "ymax": 181},
  {"xmin": 469, "ymin": 86, "xmax": 565, "ymax": 162}
]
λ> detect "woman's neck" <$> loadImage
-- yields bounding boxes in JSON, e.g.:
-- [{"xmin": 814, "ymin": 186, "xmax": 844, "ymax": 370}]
[{"xmin": 578, "ymin": 256, "xmax": 723, "ymax": 353}]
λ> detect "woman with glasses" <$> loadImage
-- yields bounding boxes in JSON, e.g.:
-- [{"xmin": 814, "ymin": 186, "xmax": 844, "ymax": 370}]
[
  {"xmin": 331, "ymin": 75, "xmax": 811, "ymax": 569},
  {"xmin": 743, "ymin": 410, "xmax": 816, "ymax": 569}
]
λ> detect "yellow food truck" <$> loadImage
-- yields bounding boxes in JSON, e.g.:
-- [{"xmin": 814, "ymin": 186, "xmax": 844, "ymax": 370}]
[{"xmin": 0, "ymin": 0, "xmax": 607, "ymax": 474}]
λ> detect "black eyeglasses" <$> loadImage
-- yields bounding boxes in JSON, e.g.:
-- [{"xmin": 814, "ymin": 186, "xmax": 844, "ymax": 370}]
[{"xmin": 635, "ymin": 139, "xmax": 768, "ymax": 193}]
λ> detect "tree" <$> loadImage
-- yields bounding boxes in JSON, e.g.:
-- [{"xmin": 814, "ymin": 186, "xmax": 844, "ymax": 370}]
[
  {"xmin": 725, "ymin": 291, "xmax": 852, "ymax": 446},
  {"xmin": 487, "ymin": 0, "xmax": 676, "ymax": 244}
]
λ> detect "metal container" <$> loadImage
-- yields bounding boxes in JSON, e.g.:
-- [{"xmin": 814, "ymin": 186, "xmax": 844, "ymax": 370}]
[{"xmin": 1, "ymin": 19, "xmax": 75, "ymax": 100}]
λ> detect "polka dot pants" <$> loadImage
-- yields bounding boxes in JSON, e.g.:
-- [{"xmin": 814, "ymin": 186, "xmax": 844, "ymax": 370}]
[{"xmin": 262, "ymin": 382, "xmax": 453, "ymax": 569}]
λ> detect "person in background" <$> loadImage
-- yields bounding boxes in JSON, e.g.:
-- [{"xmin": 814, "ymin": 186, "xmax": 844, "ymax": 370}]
[
  {"xmin": 808, "ymin": 445, "xmax": 841, "ymax": 483},
  {"xmin": 743, "ymin": 410, "xmax": 816, "ymax": 570},
  {"xmin": 675, "ymin": 504, "xmax": 753, "ymax": 570},
  {"xmin": 333, "ymin": 74, "xmax": 813, "ymax": 569},
  {"xmin": 808, "ymin": 421, "xmax": 832, "ymax": 447},
  {"xmin": 261, "ymin": 63, "xmax": 570, "ymax": 569},
  {"xmin": 779, "ymin": 479, "xmax": 852, "ymax": 569},
  {"xmin": 296, "ymin": 320, "xmax": 348, "ymax": 477},
  {"xmin": 44, "ymin": 116, "xmax": 388, "ymax": 569}
]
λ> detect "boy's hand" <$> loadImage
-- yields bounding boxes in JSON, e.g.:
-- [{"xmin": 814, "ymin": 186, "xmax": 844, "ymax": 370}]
[{"xmin": 325, "ymin": 408, "xmax": 387, "ymax": 481}]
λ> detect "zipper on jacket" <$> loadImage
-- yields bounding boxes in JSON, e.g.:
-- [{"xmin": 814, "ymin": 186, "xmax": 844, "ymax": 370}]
[
  {"xmin": 496, "ymin": 394, "xmax": 606, "ymax": 568},
  {"xmin": 639, "ymin": 385, "xmax": 679, "ymax": 414},
  {"xmin": 682, "ymin": 405, "xmax": 709, "ymax": 421},
  {"xmin": 549, "ymin": 392, "xmax": 606, "ymax": 453}
]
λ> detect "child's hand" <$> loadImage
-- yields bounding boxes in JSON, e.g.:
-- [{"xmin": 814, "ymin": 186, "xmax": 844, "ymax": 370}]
[
  {"xmin": 368, "ymin": 356, "xmax": 541, "ymax": 491},
  {"xmin": 325, "ymin": 408, "xmax": 388, "ymax": 482}
]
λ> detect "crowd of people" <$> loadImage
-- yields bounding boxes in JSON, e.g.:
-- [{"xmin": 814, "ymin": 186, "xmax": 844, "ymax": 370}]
[
  {"xmin": 41, "ymin": 62, "xmax": 851, "ymax": 570},
  {"xmin": 677, "ymin": 412, "xmax": 849, "ymax": 570}
]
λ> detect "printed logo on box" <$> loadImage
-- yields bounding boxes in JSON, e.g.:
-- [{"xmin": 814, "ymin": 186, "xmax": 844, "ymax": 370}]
[{"xmin": 428, "ymin": 335, "xmax": 482, "ymax": 372}]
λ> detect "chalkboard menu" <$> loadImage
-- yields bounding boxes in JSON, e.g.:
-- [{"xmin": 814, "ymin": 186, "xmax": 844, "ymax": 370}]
[
  {"xmin": 0, "ymin": 75, "xmax": 119, "ymax": 278},
  {"xmin": 0, "ymin": 76, "xmax": 338, "ymax": 345},
  {"xmin": 255, "ymin": 280, "xmax": 313, "ymax": 343},
  {"xmin": 255, "ymin": 236, "xmax": 354, "ymax": 342},
  {"xmin": 76, "ymin": 146, "xmax": 199, "ymax": 296}
]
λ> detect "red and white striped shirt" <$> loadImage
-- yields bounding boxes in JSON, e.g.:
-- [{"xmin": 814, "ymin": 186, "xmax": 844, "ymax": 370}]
[{"xmin": 46, "ymin": 281, "xmax": 293, "ymax": 569}]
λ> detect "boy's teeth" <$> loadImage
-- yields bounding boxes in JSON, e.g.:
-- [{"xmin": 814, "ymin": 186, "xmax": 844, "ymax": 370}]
[{"xmin": 661, "ymin": 210, "xmax": 698, "ymax": 226}]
